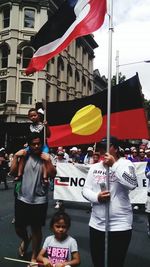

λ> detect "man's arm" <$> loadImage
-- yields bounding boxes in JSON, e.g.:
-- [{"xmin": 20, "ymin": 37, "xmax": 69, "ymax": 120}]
[{"xmin": 10, "ymin": 149, "xmax": 26, "ymax": 176}]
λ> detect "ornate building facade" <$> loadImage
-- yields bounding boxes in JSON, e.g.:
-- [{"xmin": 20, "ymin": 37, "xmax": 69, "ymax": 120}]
[
  {"xmin": 0, "ymin": 0, "xmax": 100, "ymax": 121},
  {"xmin": 0, "ymin": 0, "xmax": 107, "ymax": 150}
]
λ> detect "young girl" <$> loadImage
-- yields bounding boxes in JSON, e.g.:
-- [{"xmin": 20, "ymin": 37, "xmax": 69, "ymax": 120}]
[
  {"xmin": 37, "ymin": 211, "xmax": 80, "ymax": 267},
  {"xmin": 14, "ymin": 108, "xmax": 51, "ymax": 183}
]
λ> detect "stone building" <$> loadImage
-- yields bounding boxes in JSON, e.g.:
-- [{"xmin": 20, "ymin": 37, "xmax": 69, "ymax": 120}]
[{"xmin": 0, "ymin": 0, "xmax": 106, "ymax": 150}]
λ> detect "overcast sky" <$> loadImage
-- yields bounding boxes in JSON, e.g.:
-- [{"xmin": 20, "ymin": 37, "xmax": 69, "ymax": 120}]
[{"xmin": 94, "ymin": 0, "xmax": 150, "ymax": 100}]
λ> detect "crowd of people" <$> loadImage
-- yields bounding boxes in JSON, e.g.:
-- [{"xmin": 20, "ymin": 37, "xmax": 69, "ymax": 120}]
[{"xmin": 0, "ymin": 106, "xmax": 150, "ymax": 267}]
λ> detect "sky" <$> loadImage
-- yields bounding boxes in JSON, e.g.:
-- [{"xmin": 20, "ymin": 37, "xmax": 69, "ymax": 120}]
[{"xmin": 94, "ymin": 0, "xmax": 150, "ymax": 100}]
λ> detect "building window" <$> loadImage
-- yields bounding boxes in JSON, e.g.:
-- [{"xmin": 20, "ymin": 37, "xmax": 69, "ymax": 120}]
[
  {"xmin": 57, "ymin": 56, "xmax": 64, "ymax": 79},
  {"xmin": 22, "ymin": 47, "xmax": 33, "ymax": 68},
  {"xmin": 0, "ymin": 80, "xmax": 7, "ymax": 103},
  {"xmin": 0, "ymin": 45, "xmax": 9, "ymax": 68},
  {"xmin": 2, "ymin": 6, "xmax": 10, "ymax": 28},
  {"xmin": 75, "ymin": 70, "xmax": 80, "ymax": 82},
  {"xmin": 88, "ymin": 80, "xmax": 92, "ymax": 93},
  {"xmin": 51, "ymin": 57, "xmax": 55, "ymax": 64},
  {"xmin": 67, "ymin": 64, "xmax": 72, "ymax": 86},
  {"xmin": 21, "ymin": 81, "xmax": 32, "ymax": 104},
  {"xmin": 82, "ymin": 48, "xmax": 87, "ymax": 65},
  {"xmin": 57, "ymin": 89, "xmax": 60, "ymax": 101},
  {"xmin": 82, "ymin": 76, "xmax": 86, "ymax": 87},
  {"xmin": 24, "ymin": 8, "xmax": 35, "ymax": 28}
]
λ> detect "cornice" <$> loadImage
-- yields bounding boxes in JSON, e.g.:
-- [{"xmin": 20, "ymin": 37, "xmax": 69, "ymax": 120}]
[{"xmin": 0, "ymin": 0, "xmax": 49, "ymax": 8}]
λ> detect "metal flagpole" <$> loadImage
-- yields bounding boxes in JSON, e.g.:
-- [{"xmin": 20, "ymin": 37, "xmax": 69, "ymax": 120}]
[
  {"xmin": 93, "ymin": 142, "xmax": 97, "ymax": 152},
  {"xmin": 105, "ymin": 0, "xmax": 114, "ymax": 267},
  {"xmin": 116, "ymin": 50, "xmax": 119, "ymax": 85},
  {"xmin": 42, "ymin": 96, "xmax": 47, "ymax": 144}
]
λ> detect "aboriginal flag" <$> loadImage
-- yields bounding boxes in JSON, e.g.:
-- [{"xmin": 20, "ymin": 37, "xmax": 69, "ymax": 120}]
[
  {"xmin": 38, "ymin": 74, "xmax": 149, "ymax": 147},
  {"xmin": 26, "ymin": 0, "xmax": 106, "ymax": 74}
]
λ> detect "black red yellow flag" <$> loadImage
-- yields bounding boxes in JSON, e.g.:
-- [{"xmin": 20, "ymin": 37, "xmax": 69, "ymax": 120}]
[{"xmin": 38, "ymin": 74, "xmax": 149, "ymax": 147}]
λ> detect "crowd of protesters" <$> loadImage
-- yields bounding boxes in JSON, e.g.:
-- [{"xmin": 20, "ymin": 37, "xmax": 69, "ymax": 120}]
[
  {"xmin": 0, "ymin": 106, "xmax": 149, "ymax": 267},
  {"xmin": 1, "ymin": 141, "xmax": 150, "ymax": 191},
  {"xmin": 0, "ymin": 141, "xmax": 150, "ymax": 192},
  {"xmin": 0, "ymin": 139, "xmax": 150, "ymax": 266}
]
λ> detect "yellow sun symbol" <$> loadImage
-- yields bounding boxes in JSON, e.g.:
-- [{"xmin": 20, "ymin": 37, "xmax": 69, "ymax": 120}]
[{"xmin": 70, "ymin": 105, "xmax": 103, "ymax": 135}]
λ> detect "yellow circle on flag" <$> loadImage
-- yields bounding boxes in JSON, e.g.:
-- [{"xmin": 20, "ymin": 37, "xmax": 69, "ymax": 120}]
[{"xmin": 70, "ymin": 105, "xmax": 103, "ymax": 135}]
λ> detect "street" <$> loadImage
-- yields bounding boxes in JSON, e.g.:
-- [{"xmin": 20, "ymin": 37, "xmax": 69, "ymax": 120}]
[{"xmin": 0, "ymin": 178, "xmax": 150, "ymax": 267}]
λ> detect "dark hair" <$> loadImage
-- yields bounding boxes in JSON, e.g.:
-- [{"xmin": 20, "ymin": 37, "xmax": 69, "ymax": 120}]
[
  {"xmin": 50, "ymin": 211, "xmax": 71, "ymax": 229},
  {"xmin": 27, "ymin": 132, "xmax": 42, "ymax": 145},
  {"xmin": 28, "ymin": 108, "xmax": 38, "ymax": 115},
  {"xmin": 100, "ymin": 136, "xmax": 119, "ymax": 149}
]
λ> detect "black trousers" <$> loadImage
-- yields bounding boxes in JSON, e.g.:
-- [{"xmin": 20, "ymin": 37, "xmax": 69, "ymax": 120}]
[{"xmin": 90, "ymin": 227, "xmax": 132, "ymax": 267}]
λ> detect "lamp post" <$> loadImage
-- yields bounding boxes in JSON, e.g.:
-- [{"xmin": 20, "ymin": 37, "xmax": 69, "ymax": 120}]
[{"xmin": 116, "ymin": 50, "xmax": 150, "ymax": 84}]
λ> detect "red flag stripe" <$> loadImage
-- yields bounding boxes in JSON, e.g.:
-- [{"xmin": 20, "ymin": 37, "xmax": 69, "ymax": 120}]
[{"xmin": 47, "ymin": 108, "xmax": 149, "ymax": 147}]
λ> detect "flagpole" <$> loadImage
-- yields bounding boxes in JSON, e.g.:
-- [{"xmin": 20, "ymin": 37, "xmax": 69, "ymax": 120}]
[
  {"xmin": 105, "ymin": 1, "xmax": 114, "ymax": 267},
  {"xmin": 42, "ymin": 95, "xmax": 47, "ymax": 144},
  {"xmin": 93, "ymin": 142, "xmax": 97, "ymax": 152}
]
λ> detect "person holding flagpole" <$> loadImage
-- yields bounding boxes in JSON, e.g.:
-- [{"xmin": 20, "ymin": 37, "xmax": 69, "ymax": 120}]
[{"xmin": 82, "ymin": 136, "xmax": 138, "ymax": 267}]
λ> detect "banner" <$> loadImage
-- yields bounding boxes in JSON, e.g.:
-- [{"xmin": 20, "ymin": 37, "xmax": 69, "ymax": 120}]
[
  {"xmin": 54, "ymin": 162, "xmax": 148, "ymax": 204},
  {"xmin": 54, "ymin": 163, "xmax": 89, "ymax": 202},
  {"xmin": 129, "ymin": 161, "xmax": 148, "ymax": 204}
]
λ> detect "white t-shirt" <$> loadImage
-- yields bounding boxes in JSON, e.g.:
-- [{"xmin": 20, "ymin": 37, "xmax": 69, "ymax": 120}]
[
  {"xmin": 82, "ymin": 158, "xmax": 137, "ymax": 231},
  {"xmin": 43, "ymin": 235, "xmax": 78, "ymax": 265}
]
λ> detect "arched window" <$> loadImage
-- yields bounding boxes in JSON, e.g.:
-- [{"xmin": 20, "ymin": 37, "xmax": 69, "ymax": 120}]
[
  {"xmin": 2, "ymin": 6, "xmax": 10, "ymax": 28},
  {"xmin": 88, "ymin": 80, "xmax": 92, "ymax": 93},
  {"xmin": 82, "ymin": 48, "xmax": 87, "ymax": 65},
  {"xmin": 82, "ymin": 76, "xmax": 86, "ymax": 95},
  {"xmin": 24, "ymin": 8, "xmax": 35, "ymax": 28},
  {"xmin": 67, "ymin": 64, "xmax": 72, "ymax": 86},
  {"xmin": 0, "ymin": 45, "xmax": 9, "ymax": 68},
  {"xmin": 22, "ymin": 47, "xmax": 33, "ymax": 68},
  {"xmin": 0, "ymin": 80, "xmax": 7, "ymax": 103},
  {"xmin": 75, "ymin": 69, "xmax": 80, "ymax": 92},
  {"xmin": 75, "ymin": 70, "xmax": 80, "ymax": 82},
  {"xmin": 82, "ymin": 76, "xmax": 86, "ymax": 87},
  {"xmin": 57, "ymin": 89, "xmax": 61, "ymax": 102},
  {"xmin": 57, "ymin": 56, "xmax": 64, "ymax": 79},
  {"xmin": 21, "ymin": 81, "xmax": 33, "ymax": 104}
]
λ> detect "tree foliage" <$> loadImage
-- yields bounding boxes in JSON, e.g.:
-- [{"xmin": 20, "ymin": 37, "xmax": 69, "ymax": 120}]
[
  {"xmin": 111, "ymin": 72, "xmax": 126, "ymax": 86},
  {"xmin": 102, "ymin": 72, "xmax": 126, "ymax": 87}
]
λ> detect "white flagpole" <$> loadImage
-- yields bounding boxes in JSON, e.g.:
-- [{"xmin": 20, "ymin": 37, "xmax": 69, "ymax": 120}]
[
  {"xmin": 93, "ymin": 142, "xmax": 97, "ymax": 152},
  {"xmin": 116, "ymin": 50, "xmax": 119, "ymax": 84},
  {"xmin": 105, "ymin": 1, "xmax": 114, "ymax": 267},
  {"xmin": 42, "ymin": 97, "xmax": 47, "ymax": 143}
]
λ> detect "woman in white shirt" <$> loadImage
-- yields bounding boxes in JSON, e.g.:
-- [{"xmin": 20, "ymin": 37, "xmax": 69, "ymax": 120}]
[{"xmin": 82, "ymin": 137, "xmax": 137, "ymax": 267}]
